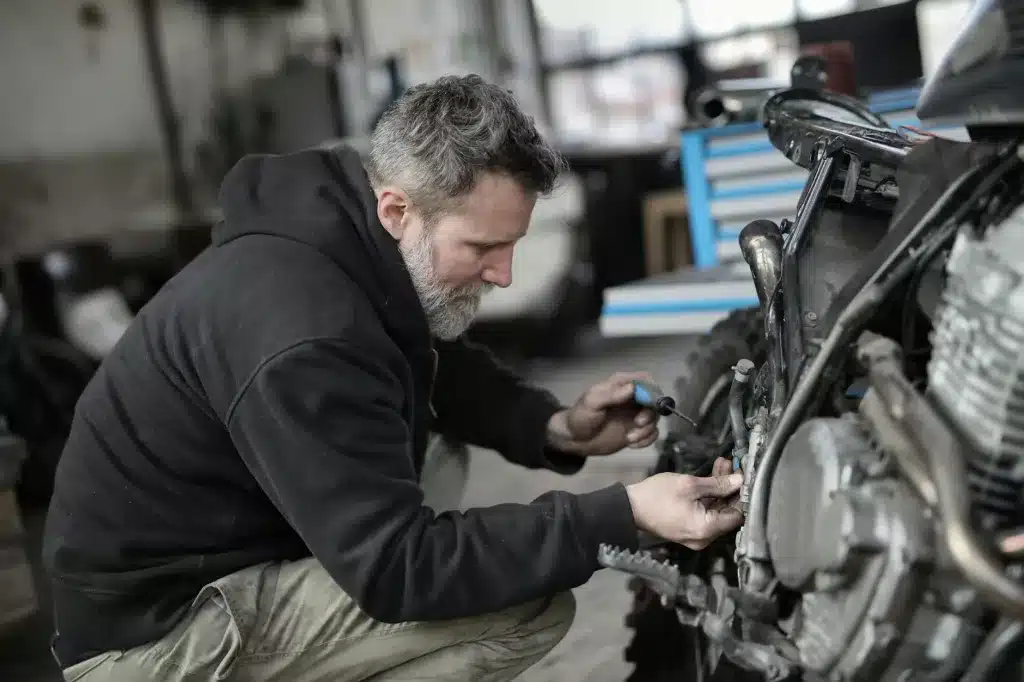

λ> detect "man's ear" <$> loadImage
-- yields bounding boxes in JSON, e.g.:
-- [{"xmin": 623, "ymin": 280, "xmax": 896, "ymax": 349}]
[{"xmin": 376, "ymin": 187, "xmax": 409, "ymax": 240}]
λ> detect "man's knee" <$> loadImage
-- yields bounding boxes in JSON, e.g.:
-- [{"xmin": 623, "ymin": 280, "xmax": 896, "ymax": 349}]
[
  {"xmin": 531, "ymin": 590, "xmax": 576, "ymax": 639},
  {"xmin": 380, "ymin": 592, "xmax": 576, "ymax": 682},
  {"xmin": 505, "ymin": 590, "xmax": 576, "ymax": 655}
]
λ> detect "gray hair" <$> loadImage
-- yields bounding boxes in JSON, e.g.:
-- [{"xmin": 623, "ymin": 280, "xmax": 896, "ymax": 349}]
[{"xmin": 365, "ymin": 74, "xmax": 567, "ymax": 220}]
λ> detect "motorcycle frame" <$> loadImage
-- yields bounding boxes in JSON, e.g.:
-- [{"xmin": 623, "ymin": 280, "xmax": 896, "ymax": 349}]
[
  {"xmin": 735, "ymin": 90, "xmax": 919, "ymax": 591},
  {"xmin": 737, "ymin": 89, "xmax": 1024, "ymax": 599},
  {"xmin": 598, "ymin": 87, "xmax": 1024, "ymax": 681}
]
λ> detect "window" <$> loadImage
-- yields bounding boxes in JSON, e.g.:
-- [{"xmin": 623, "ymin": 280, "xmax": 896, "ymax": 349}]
[
  {"xmin": 700, "ymin": 28, "xmax": 800, "ymax": 81},
  {"xmin": 688, "ymin": 0, "xmax": 797, "ymax": 38},
  {"xmin": 916, "ymin": 0, "xmax": 972, "ymax": 76},
  {"xmin": 549, "ymin": 55, "xmax": 685, "ymax": 144},
  {"xmin": 534, "ymin": 0, "xmax": 688, "ymax": 64},
  {"xmin": 797, "ymin": 0, "xmax": 857, "ymax": 19}
]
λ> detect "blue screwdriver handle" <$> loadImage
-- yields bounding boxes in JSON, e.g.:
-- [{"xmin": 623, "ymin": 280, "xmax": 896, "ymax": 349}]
[
  {"xmin": 632, "ymin": 380, "xmax": 697, "ymax": 427},
  {"xmin": 630, "ymin": 378, "xmax": 671, "ymax": 405},
  {"xmin": 632, "ymin": 380, "xmax": 665, "ymax": 408}
]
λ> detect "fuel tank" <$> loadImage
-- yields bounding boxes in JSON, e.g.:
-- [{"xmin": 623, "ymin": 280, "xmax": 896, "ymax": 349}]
[{"xmin": 916, "ymin": 0, "xmax": 1024, "ymax": 127}]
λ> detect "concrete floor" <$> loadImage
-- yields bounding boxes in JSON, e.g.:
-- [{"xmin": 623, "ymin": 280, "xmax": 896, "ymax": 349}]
[
  {"xmin": 0, "ymin": 329, "xmax": 697, "ymax": 682},
  {"xmin": 462, "ymin": 332, "xmax": 696, "ymax": 682}
]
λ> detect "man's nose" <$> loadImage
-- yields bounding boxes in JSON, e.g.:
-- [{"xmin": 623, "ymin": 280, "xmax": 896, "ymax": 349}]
[{"xmin": 482, "ymin": 253, "xmax": 513, "ymax": 288}]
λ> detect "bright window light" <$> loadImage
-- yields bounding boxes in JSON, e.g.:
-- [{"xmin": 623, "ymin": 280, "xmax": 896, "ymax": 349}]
[
  {"xmin": 688, "ymin": 0, "xmax": 797, "ymax": 38},
  {"xmin": 535, "ymin": 0, "xmax": 688, "ymax": 57},
  {"xmin": 797, "ymin": 0, "xmax": 856, "ymax": 19}
]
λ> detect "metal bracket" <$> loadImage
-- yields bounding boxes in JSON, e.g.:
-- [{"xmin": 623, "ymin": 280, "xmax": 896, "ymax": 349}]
[
  {"xmin": 598, "ymin": 545, "xmax": 708, "ymax": 610},
  {"xmin": 842, "ymin": 153, "xmax": 863, "ymax": 203},
  {"xmin": 599, "ymin": 545, "xmax": 799, "ymax": 680}
]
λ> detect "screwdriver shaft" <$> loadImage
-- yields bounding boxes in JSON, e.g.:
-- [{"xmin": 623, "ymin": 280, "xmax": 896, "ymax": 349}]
[{"xmin": 668, "ymin": 406, "xmax": 698, "ymax": 427}]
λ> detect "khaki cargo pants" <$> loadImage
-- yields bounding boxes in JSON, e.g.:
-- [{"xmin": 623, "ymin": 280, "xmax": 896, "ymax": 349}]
[
  {"xmin": 62, "ymin": 558, "xmax": 575, "ymax": 682},
  {"xmin": 60, "ymin": 437, "xmax": 576, "ymax": 681}
]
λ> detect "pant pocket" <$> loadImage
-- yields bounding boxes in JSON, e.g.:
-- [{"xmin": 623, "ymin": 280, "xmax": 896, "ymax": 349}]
[
  {"xmin": 181, "ymin": 584, "xmax": 246, "ymax": 680},
  {"xmin": 62, "ymin": 651, "xmax": 117, "ymax": 681}
]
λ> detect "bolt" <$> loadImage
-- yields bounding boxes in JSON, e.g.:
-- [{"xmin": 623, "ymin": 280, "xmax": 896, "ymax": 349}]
[
  {"xmin": 876, "ymin": 623, "xmax": 898, "ymax": 647},
  {"xmin": 949, "ymin": 587, "xmax": 976, "ymax": 613},
  {"xmin": 805, "ymin": 311, "xmax": 818, "ymax": 325}
]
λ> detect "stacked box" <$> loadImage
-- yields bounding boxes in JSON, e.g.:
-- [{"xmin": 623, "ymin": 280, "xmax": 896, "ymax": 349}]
[{"xmin": 0, "ymin": 431, "xmax": 37, "ymax": 632}]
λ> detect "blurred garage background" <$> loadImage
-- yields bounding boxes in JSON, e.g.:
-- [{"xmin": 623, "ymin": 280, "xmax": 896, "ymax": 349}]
[{"xmin": 0, "ymin": 0, "xmax": 973, "ymax": 679}]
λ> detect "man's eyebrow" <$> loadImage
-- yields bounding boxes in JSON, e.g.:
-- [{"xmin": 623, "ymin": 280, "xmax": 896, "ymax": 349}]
[{"xmin": 469, "ymin": 236, "xmax": 517, "ymax": 247}]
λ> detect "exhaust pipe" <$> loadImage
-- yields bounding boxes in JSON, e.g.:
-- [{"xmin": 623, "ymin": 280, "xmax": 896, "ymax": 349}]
[
  {"xmin": 739, "ymin": 219, "xmax": 788, "ymax": 489},
  {"xmin": 739, "ymin": 220, "xmax": 783, "ymax": 313},
  {"xmin": 857, "ymin": 332, "xmax": 1024, "ymax": 623},
  {"xmin": 691, "ymin": 79, "xmax": 785, "ymax": 127}
]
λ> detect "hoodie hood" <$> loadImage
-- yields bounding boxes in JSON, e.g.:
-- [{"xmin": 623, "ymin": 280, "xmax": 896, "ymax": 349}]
[{"xmin": 212, "ymin": 145, "xmax": 429, "ymax": 350}]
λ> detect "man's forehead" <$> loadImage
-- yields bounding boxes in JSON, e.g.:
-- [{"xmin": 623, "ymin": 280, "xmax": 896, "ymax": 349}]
[{"xmin": 460, "ymin": 174, "xmax": 534, "ymax": 225}]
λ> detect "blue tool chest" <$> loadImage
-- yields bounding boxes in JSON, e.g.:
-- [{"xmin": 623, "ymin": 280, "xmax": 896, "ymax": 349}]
[
  {"xmin": 681, "ymin": 86, "xmax": 963, "ymax": 270},
  {"xmin": 599, "ymin": 86, "xmax": 969, "ymax": 338}
]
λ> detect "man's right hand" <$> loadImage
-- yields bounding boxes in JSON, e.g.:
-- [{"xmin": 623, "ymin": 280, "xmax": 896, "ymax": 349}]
[{"xmin": 625, "ymin": 458, "xmax": 744, "ymax": 550}]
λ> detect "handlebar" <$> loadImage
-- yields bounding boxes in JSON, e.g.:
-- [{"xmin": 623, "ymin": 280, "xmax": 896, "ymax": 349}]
[{"xmin": 761, "ymin": 88, "xmax": 914, "ymax": 171}]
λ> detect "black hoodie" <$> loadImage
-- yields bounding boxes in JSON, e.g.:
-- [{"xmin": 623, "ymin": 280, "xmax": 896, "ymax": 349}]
[{"xmin": 42, "ymin": 146, "xmax": 639, "ymax": 668}]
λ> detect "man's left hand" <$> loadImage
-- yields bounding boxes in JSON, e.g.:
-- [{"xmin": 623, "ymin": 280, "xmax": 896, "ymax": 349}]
[{"xmin": 546, "ymin": 372, "xmax": 660, "ymax": 457}]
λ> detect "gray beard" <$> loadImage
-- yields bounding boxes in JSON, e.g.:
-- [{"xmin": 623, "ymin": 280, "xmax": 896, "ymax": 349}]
[{"xmin": 400, "ymin": 231, "xmax": 491, "ymax": 341}]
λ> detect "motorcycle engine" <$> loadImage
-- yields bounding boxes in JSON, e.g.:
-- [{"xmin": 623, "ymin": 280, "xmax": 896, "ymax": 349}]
[
  {"xmin": 765, "ymin": 416, "xmax": 985, "ymax": 681},
  {"xmin": 761, "ymin": 206, "xmax": 1024, "ymax": 680},
  {"xmin": 928, "ymin": 202, "xmax": 1024, "ymax": 530}
]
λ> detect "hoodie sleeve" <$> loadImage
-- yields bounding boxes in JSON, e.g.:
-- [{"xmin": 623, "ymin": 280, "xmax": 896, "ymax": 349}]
[
  {"xmin": 430, "ymin": 337, "xmax": 586, "ymax": 474},
  {"xmin": 225, "ymin": 338, "xmax": 639, "ymax": 623}
]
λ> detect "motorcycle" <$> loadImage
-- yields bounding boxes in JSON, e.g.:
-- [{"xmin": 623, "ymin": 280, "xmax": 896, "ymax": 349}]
[{"xmin": 600, "ymin": 1, "xmax": 1024, "ymax": 679}]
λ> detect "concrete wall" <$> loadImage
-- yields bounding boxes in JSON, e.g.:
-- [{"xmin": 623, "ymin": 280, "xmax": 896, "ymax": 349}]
[
  {"xmin": 0, "ymin": 0, "xmax": 312, "ymax": 160},
  {"xmin": 0, "ymin": 0, "xmax": 290, "ymax": 255},
  {"xmin": 0, "ymin": 0, "xmax": 537, "ymax": 257}
]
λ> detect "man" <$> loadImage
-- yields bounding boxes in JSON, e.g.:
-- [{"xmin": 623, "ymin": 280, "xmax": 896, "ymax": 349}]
[{"xmin": 43, "ymin": 74, "xmax": 744, "ymax": 681}]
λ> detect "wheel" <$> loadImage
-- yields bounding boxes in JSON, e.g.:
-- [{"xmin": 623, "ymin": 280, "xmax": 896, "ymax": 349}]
[{"xmin": 623, "ymin": 306, "xmax": 766, "ymax": 682}]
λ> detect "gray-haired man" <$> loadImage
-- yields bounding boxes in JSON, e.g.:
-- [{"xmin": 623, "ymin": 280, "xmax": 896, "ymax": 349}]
[{"xmin": 44, "ymin": 75, "xmax": 743, "ymax": 681}]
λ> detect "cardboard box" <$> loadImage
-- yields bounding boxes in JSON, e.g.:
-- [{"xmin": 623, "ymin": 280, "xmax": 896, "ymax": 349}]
[{"xmin": 642, "ymin": 190, "xmax": 693, "ymax": 276}]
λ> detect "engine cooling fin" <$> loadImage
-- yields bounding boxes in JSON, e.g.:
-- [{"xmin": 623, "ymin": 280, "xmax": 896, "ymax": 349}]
[{"xmin": 928, "ymin": 206, "xmax": 1024, "ymax": 529}]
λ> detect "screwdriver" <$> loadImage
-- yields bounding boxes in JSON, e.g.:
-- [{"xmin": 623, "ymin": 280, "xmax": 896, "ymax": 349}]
[{"xmin": 632, "ymin": 380, "xmax": 697, "ymax": 427}]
